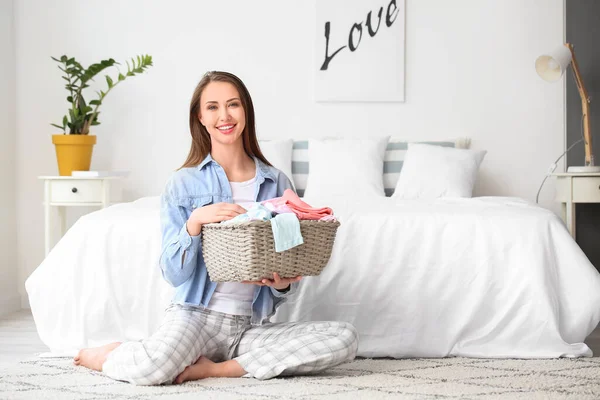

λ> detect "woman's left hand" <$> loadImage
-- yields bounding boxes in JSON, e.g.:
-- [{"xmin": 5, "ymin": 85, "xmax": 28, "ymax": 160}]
[{"xmin": 242, "ymin": 272, "xmax": 302, "ymax": 291}]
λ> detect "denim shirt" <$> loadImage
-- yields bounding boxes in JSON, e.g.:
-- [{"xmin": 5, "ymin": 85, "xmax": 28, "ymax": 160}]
[{"xmin": 159, "ymin": 154, "xmax": 297, "ymax": 325}]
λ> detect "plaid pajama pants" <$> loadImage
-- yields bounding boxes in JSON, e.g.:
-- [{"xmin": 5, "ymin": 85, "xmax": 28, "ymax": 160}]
[{"xmin": 102, "ymin": 303, "xmax": 359, "ymax": 386}]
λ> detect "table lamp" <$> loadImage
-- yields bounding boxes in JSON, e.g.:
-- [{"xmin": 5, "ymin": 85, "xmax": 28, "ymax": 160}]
[{"xmin": 535, "ymin": 43, "xmax": 600, "ymax": 173}]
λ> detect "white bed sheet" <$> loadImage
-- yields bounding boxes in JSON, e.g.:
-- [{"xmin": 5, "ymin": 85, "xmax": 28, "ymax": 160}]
[{"xmin": 26, "ymin": 195, "xmax": 600, "ymax": 358}]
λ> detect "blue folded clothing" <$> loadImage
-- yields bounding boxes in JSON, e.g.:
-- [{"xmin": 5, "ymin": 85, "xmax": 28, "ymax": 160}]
[{"xmin": 270, "ymin": 213, "xmax": 304, "ymax": 252}]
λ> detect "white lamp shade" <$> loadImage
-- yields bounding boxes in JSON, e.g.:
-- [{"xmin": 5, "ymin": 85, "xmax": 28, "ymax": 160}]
[{"xmin": 535, "ymin": 45, "xmax": 572, "ymax": 82}]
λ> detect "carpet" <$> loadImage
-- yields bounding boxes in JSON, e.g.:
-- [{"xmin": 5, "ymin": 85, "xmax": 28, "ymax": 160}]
[{"xmin": 1, "ymin": 357, "xmax": 599, "ymax": 399}]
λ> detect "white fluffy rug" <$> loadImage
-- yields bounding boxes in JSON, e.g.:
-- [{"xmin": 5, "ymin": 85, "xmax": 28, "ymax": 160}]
[{"xmin": 1, "ymin": 357, "xmax": 599, "ymax": 399}]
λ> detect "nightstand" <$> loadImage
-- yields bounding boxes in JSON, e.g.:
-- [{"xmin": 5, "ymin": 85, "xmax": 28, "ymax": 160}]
[
  {"xmin": 553, "ymin": 172, "xmax": 600, "ymax": 239},
  {"xmin": 38, "ymin": 176, "xmax": 124, "ymax": 256}
]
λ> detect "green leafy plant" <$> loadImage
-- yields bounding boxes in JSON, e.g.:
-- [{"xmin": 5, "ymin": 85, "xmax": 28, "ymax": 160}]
[{"xmin": 51, "ymin": 55, "xmax": 153, "ymax": 134}]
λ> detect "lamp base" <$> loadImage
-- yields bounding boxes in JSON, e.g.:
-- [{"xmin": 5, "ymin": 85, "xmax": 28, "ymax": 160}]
[{"xmin": 567, "ymin": 165, "xmax": 600, "ymax": 173}]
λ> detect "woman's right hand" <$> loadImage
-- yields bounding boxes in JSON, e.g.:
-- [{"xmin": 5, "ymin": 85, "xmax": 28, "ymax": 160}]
[{"xmin": 186, "ymin": 203, "xmax": 246, "ymax": 236}]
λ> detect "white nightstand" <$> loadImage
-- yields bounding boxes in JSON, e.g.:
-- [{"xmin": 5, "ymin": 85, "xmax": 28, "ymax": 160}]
[
  {"xmin": 553, "ymin": 172, "xmax": 600, "ymax": 239},
  {"xmin": 38, "ymin": 176, "xmax": 124, "ymax": 256}
]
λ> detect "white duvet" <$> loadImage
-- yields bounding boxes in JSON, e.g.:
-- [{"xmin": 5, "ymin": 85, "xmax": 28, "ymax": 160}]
[{"xmin": 26, "ymin": 195, "xmax": 600, "ymax": 358}]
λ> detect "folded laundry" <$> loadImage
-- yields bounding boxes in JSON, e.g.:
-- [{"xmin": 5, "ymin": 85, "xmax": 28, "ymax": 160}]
[
  {"xmin": 222, "ymin": 203, "xmax": 272, "ymax": 225},
  {"xmin": 262, "ymin": 201, "xmax": 294, "ymax": 215},
  {"xmin": 262, "ymin": 189, "xmax": 334, "ymax": 221},
  {"xmin": 221, "ymin": 202, "xmax": 305, "ymax": 252},
  {"xmin": 221, "ymin": 190, "xmax": 335, "ymax": 251},
  {"xmin": 270, "ymin": 213, "xmax": 304, "ymax": 252}
]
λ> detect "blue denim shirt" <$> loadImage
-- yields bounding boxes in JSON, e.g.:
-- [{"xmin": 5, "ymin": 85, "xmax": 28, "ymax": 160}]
[{"xmin": 159, "ymin": 154, "xmax": 297, "ymax": 325}]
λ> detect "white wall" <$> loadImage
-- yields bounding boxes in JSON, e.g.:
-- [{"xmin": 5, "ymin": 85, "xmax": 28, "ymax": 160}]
[
  {"xmin": 14, "ymin": 0, "xmax": 566, "ymax": 306},
  {"xmin": 0, "ymin": 0, "xmax": 20, "ymax": 316}
]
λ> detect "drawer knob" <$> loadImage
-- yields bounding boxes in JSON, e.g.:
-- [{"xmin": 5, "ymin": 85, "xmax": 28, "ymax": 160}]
[{"xmin": 71, "ymin": 187, "xmax": 78, "ymax": 193}]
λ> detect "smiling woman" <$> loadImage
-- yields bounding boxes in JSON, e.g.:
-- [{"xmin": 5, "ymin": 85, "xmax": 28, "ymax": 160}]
[
  {"xmin": 180, "ymin": 71, "xmax": 269, "ymax": 176},
  {"xmin": 201, "ymin": 85, "xmax": 245, "ymax": 138},
  {"xmin": 195, "ymin": 80, "xmax": 255, "ymax": 182},
  {"xmin": 71, "ymin": 71, "xmax": 359, "ymax": 386}
]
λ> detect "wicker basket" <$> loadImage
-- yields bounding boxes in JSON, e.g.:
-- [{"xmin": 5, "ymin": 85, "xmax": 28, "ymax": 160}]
[{"xmin": 201, "ymin": 220, "xmax": 341, "ymax": 282}]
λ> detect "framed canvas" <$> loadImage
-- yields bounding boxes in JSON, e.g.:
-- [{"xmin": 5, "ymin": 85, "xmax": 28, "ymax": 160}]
[{"xmin": 315, "ymin": 0, "xmax": 406, "ymax": 102}]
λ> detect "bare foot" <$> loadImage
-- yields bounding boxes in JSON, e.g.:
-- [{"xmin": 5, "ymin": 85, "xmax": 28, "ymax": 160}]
[
  {"xmin": 175, "ymin": 356, "xmax": 216, "ymax": 384},
  {"xmin": 73, "ymin": 342, "xmax": 121, "ymax": 371}
]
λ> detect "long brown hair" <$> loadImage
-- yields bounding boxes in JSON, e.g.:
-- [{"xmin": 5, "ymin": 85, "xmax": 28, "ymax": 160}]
[{"xmin": 179, "ymin": 71, "xmax": 272, "ymax": 169}]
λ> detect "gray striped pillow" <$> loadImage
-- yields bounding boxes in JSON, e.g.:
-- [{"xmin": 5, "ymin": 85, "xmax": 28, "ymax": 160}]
[{"xmin": 291, "ymin": 138, "xmax": 471, "ymax": 197}]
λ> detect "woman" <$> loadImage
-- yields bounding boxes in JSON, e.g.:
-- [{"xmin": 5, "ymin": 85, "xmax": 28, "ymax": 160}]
[{"xmin": 74, "ymin": 71, "xmax": 358, "ymax": 385}]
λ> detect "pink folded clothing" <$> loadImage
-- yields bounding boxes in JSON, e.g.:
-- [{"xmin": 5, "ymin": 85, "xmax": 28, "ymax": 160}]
[
  {"xmin": 262, "ymin": 189, "xmax": 334, "ymax": 221},
  {"xmin": 262, "ymin": 202, "xmax": 294, "ymax": 215}
]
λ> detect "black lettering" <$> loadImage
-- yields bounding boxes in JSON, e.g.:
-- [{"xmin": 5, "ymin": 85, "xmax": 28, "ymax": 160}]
[
  {"xmin": 320, "ymin": 21, "xmax": 347, "ymax": 71},
  {"xmin": 348, "ymin": 23, "xmax": 363, "ymax": 51},
  {"xmin": 386, "ymin": 0, "xmax": 399, "ymax": 27},
  {"xmin": 366, "ymin": 9, "xmax": 383, "ymax": 36}
]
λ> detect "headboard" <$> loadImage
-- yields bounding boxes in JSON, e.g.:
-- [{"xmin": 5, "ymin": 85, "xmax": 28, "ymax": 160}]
[{"xmin": 291, "ymin": 138, "xmax": 471, "ymax": 197}]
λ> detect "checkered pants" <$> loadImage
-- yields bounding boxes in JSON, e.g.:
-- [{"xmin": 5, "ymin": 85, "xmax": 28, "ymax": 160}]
[{"xmin": 102, "ymin": 304, "xmax": 358, "ymax": 385}]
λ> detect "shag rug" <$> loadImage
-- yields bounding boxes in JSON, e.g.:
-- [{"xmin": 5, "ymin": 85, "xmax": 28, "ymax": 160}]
[{"xmin": 1, "ymin": 357, "xmax": 599, "ymax": 399}]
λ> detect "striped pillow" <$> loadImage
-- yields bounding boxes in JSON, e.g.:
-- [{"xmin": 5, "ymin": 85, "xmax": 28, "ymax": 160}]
[{"xmin": 291, "ymin": 138, "xmax": 471, "ymax": 197}]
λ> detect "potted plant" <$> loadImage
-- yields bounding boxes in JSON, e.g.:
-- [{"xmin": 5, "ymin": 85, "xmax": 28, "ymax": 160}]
[{"xmin": 51, "ymin": 55, "xmax": 153, "ymax": 175}]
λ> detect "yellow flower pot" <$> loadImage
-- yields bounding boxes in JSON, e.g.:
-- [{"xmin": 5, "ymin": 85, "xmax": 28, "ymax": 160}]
[{"xmin": 52, "ymin": 134, "xmax": 97, "ymax": 176}]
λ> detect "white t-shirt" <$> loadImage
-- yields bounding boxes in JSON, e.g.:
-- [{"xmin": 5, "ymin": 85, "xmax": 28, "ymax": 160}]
[{"xmin": 206, "ymin": 175, "xmax": 257, "ymax": 316}]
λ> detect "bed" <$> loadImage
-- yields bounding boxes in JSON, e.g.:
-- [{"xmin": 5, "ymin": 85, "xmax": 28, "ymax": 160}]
[
  {"xmin": 26, "ymin": 193, "xmax": 600, "ymax": 358},
  {"xmin": 26, "ymin": 137, "xmax": 600, "ymax": 358}
]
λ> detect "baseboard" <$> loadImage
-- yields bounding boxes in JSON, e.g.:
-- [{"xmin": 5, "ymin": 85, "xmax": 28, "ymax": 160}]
[{"xmin": 0, "ymin": 293, "xmax": 22, "ymax": 318}]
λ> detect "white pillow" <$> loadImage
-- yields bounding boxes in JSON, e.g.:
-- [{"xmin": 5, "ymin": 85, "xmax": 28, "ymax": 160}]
[
  {"xmin": 259, "ymin": 139, "xmax": 294, "ymax": 187},
  {"xmin": 304, "ymin": 136, "xmax": 389, "ymax": 198},
  {"xmin": 392, "ymin": 143, "xmax": 486, "ymax": 199}
]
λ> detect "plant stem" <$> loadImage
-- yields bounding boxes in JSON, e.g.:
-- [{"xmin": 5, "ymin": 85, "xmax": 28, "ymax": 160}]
[
  {"xmin": 62, "ymin": 60, "xmax": 78, "ymax": 133},
  {"xmin": 83, "ymin": 80, "xmax": 121, "ymax": 134}
]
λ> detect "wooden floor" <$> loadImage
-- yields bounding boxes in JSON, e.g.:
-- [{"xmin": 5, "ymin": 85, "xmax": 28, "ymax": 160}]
[{"xmin": 1, "ymin": 309, "xmax": 600, "ymax": 370}]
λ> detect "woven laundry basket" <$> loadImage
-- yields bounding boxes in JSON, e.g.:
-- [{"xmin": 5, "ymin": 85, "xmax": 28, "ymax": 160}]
[{"xmin": 201, "ymin": 220, "xmax": 341, "ymax": 282}]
